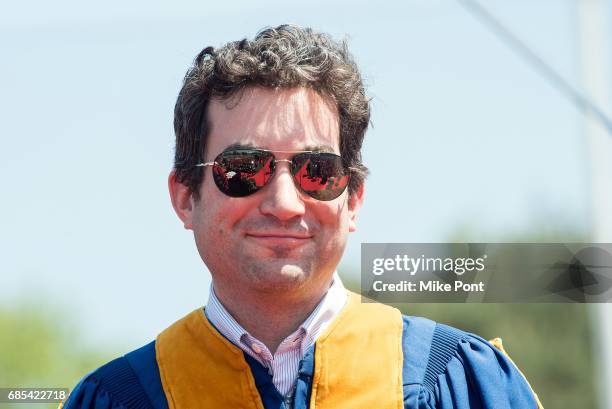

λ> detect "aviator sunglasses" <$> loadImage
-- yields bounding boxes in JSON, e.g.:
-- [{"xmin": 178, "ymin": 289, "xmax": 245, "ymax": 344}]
[{"xmin": 196, "ymin": 148, "xmax": 353, "ymax": 201}]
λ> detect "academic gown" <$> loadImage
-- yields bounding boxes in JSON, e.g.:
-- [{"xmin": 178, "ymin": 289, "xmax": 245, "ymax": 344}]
[{"xmin": 62, "ymin": 314, "xmax": 541, "ymax": 409}]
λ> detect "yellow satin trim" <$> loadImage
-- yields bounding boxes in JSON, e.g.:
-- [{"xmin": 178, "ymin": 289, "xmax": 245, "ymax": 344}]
[
  {"xmin": 156, "ymin": 308, "xmax": 264, "ymax": 409},
  {"xmin": 309, "ymin": 291, "xmax": 404, "ymax": 409}
]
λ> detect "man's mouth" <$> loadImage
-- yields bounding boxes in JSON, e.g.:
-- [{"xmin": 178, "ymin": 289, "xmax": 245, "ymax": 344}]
[{"xmin": 245, "ymin": 232, "xmax": 313, "ymax": 248}]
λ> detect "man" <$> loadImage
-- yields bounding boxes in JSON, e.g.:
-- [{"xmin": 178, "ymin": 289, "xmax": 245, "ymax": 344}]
[{"xmin": 63, "ymin": 25, "xmax": 542, "ymax": 408}]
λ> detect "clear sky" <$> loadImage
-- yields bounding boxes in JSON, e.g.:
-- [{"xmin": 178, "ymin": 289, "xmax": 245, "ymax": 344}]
[{"xmin": 1, "ymin": 0, "xmax": 609, "ymax": 349}]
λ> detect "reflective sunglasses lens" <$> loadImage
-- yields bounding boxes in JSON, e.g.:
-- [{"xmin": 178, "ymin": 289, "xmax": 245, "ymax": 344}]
[
  {"xmin": 212, "ymin": 150, "xmax": 274, "ymax": 197},
  {"xmin": 292, "ymin": 153, "xmax": 349, "ymax": 201}
]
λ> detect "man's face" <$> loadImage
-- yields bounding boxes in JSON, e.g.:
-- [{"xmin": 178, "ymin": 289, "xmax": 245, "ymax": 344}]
[{"xmin": 174, "ymin": 87, "xmax": 363, "ymax": 297}]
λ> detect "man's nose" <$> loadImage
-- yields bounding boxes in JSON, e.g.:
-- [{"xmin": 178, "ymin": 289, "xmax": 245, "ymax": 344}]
[{"xmin": 258, "ymin": 164, "xmax": 306, "ymax": 221}]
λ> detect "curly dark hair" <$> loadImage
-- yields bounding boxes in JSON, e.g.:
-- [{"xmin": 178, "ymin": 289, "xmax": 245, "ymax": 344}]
[{"xmin": 173, "ymin": 24, "xmax": 370, "ymax": 200}]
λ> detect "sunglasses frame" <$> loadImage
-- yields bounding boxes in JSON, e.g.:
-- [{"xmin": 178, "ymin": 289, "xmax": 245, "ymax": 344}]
[{"xmin": 195, "ymin": 148, "xmax": 356, "ymax": 201}]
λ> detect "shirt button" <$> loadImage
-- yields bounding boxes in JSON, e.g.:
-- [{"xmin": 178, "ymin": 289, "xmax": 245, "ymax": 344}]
[{"xmin": 251, "ymin": 344, "xmax": 262, "ymax": 354}]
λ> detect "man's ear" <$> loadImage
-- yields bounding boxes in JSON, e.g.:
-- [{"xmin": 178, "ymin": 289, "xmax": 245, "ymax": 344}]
[
  {"xmin": 168, "ymin": 170, "xmax": 195, "ymax": 230},
  {"xmin": 347, "ymin": 183, "xmax": 365, "ymax": 233}
]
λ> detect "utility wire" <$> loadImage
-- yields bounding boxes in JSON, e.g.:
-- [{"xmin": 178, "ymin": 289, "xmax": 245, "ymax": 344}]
[{"xmin": 457, "ymin": 0, "xmax": 612, "ymax": 136}]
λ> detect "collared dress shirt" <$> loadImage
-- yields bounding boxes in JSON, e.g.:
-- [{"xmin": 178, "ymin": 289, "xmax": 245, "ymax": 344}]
[{"xmin": 204, "ymin": 273, "xmax": 348, "ymax": 400}]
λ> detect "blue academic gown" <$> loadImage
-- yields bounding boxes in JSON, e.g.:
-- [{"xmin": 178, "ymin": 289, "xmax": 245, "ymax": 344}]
[{"xmin": 63, "ymin": 315, "xmax": 539, "ymax": 409}]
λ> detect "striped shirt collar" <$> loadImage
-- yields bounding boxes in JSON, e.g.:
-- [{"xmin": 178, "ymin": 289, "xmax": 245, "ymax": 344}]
[
  {"xmin": 204, "ymin": 273, "xmax": 348, "ymax": 395},
  {"xmin": 205, "ymin": 272, "xmax": 347, "ymax": 353}
]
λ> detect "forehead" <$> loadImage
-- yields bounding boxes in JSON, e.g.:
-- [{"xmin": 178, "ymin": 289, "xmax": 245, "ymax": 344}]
[{"xmin": 205, "ymin": 87, "xmax": 340, "ymax": 157}]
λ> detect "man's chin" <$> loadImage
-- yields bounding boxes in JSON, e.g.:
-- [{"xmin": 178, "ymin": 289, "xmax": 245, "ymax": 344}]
[{"xmin": 244, "ymin": 263, "xmax": 311, "ymax": 292}]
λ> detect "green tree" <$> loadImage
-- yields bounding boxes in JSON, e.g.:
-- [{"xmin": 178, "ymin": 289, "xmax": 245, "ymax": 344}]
[{"xmin": 0, "ymin": 300, "xmax": 114, "ymax": 409}]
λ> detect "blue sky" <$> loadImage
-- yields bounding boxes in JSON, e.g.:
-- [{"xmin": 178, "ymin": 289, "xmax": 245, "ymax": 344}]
[{"xmin": 1, "ymin": 0, "xmax": 609, "ymax": 349}]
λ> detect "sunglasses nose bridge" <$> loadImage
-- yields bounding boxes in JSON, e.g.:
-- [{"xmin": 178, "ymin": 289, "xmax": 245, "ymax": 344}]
[
  {"xmin": 270, "ymin": 158, "xmax": 298, "ymax": 189},
  {"xmin": 271, "ymin": 158, "xmax": 296, "ymax": 181}
]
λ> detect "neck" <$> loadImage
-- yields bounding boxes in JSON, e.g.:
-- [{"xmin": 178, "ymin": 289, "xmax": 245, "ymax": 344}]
[{"xmin": 212, "ymin": 278, "xmax": 333, "ymax": 354}]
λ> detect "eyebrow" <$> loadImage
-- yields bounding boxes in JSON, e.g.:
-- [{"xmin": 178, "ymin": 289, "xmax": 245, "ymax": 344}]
[{"xmin": 223, "ymin": 143, "xmax": 336, "ymax": 153}]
